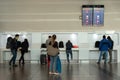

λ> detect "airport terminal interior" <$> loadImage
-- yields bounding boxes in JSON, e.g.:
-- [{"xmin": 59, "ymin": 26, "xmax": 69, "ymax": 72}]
[{"xmin": 0, "ymin": 0, "xmax": 120, "ymax": 80}]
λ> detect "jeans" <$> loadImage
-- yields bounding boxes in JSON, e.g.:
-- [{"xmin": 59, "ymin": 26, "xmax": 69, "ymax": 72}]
[
  {"xmin": 66, "ymin": 50, "xmax": 73, "ymax": 62},
  {"xmin": 49, "ymin": 55, "xmax": 58, "ymax": 72},
  {"xmin": 9, "ymin": 50, "xmax": 17, "ymax": 65},
  {"xmin": 98, "ymin": 51, "xmax": 108, "ymax": 63}
]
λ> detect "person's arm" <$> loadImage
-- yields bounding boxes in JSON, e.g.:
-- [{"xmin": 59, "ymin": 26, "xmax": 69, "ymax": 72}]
[
  {"xmin": 111, "ymin": 40, "xmax": 114, "ymax": 49},
  {"xmin": 27, "ymin": 42, "xmax": 29, "ymax": 48},
  {"xmin": 99, "ymin": 40, "xmax": 102, "ymax": 50},
  {"xmin": 109, "ymin": 40, "xmax": 112, "ymax": 49},
  {"xmin": 53, "ymin": 41, "xmax": 58, "ymax": 48}
]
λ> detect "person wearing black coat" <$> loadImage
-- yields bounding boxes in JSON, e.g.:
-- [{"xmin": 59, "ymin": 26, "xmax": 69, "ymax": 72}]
[
  {"xmin": 107, "ymin": 36, "xmax": 114, "ymax": 63},
  {"xmin": 9, "ymin": 34, "xmax": 20, "ymax": 67},
  {"xmin": 19, "ymin": 39, "xmax": 29, "ymax": 64},
  {"xmin": 66, "ymin": 40, "xmax": 73, "ymax": 63}
]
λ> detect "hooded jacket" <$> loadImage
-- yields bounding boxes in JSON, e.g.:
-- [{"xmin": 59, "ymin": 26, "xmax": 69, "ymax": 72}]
[{"xmin": 99, "ymin": 38, "xmax": 111, "ymax": 51}]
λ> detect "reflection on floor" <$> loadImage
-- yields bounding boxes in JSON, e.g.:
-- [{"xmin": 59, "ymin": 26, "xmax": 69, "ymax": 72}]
[{"xmin": 0, "ymin": 62, "xmax": 120, "ymax": 80}]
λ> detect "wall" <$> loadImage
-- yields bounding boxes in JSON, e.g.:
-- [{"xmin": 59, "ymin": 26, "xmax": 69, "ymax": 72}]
[
  {"xmin": 30, "ymin": 32, "xmax": 41, "ymax": 63},
  {"xmin": 0, "ymin": 0, "xmax": 120, "ymax": 32}
]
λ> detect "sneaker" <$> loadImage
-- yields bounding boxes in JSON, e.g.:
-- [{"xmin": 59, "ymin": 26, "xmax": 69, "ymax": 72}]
[
  {"xmin": 49, "ymin": 72, "xmax": 53, "ymax": 74},
  {"xmin": 53, "ymin": 72, "xmax": 59, "ymax": 75}
]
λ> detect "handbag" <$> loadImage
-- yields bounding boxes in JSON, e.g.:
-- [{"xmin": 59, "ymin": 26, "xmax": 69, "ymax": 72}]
[{"xmin": 47, "ymin": 45, "xmax": 59, "ymax": 56}]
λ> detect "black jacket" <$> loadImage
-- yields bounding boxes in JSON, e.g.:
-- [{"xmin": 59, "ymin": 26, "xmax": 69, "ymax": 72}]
[
  {"xmin": 109, "ymin": 39, "xmax": 114, "ymax": 50},
  {"xmin": 21, "ymin": 41, "xmax": 29, "ymax": 52},
  {"xmin": 10, "ymin": 38, "xmax": 19, "ymax": 51},
  {"xmin": 49, "ymin": 41, "xmax": 58, "ymax": 48},
  {"xmin": 66, "ymin": 42, "xmax": 73, "ymax": 50}
]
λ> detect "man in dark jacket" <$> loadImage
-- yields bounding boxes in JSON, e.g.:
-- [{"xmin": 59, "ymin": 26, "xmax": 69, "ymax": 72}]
[
  {"xmin": 9, "ymin": 34, "xmax": 19, "ymax": 67},
  {"xmin": 66, "ymin": 40, "xmax": 73, "ymax": 63},
  {"xmin": 97, "ymin": 35, "xmax": 111, "ymax": 64}
]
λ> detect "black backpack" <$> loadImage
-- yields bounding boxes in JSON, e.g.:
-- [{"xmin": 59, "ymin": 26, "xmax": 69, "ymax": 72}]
[
  {"xmin": 6, "ymin": 37, "xmax": 13, "ymax": 49},
  {"xmin": 59, "ymin": 41, "xmax": 64, "ymax": 48},
  {"xmin": 41, "ymin": 43, "xmax": 46, "ymax": 48},
  {"xmin": 95, "ymin": 41, "xmax": 100, "ymax": 48}
]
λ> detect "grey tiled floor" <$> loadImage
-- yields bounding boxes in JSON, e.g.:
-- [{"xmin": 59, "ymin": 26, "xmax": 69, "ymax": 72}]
[{"xmin": 0, "ymin": 62, "xmax": 120, "ymax": 80}]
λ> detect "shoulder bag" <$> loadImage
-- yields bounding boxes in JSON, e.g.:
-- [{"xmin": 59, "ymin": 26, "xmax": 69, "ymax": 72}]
[{"xmin": 47, "ymin": 45, "xmax": 59, "ymax": 56}]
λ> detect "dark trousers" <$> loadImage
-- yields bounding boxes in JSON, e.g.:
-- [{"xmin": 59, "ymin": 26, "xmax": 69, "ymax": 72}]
[
  {"xmin": 19, "ymin": 50, "xmax": 25, "ymax": 64},
  {"xmin": 108, "ymin": 49, "xmax": 112, "ymax": 62},
  {"xmin": 66, "ymin": 50, "xmax": 73, "ymax": 62},
  {"xmin": 9, "ymin": 50, "xmax": 17, "ymax": 65}
]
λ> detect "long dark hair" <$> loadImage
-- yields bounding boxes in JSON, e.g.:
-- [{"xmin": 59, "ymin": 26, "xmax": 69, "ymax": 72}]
[
  {"xmin": 52, "ymin": 34, "xmax": 56, "ymax": 41},
  {"xmin": 107, "ymin": 36, "xmax": 111, "ymax": 40},
  {"xmin": 24, "ymin": 39, "xmax": 28, "ymax": 42}
]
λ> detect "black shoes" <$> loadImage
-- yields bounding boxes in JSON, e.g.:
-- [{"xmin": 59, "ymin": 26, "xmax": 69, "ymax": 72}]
[{"xmin": 9, "ymin": 62, "xmax": 18, "ymax": 67}]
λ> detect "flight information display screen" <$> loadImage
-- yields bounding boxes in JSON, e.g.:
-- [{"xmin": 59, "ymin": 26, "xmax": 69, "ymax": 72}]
[
  {"xmin": 82, "ymin": 5, "xmax": 104, "ymax": 26},
  {"xmin": 82, "ymin": 5, "xmax": 93, "ymax": 26},
  {"xmin": 93, "ymin": 5, "xmax": 104, "ymax": 26}
]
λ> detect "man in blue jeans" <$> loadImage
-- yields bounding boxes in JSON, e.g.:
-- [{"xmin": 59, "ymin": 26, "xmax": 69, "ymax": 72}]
[
  {"xmin": 66, "ymin": 40, "xmax": 73, "ymax": 63},
  {"xmin": 9, "ymin": 34, "xmax": 20, "ymax": 67},
  {"xmin": 97, "ymin": 35, "xmax": 111, "ymax": 64}
]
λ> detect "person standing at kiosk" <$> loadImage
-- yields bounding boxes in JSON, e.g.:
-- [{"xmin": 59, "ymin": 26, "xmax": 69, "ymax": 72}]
[
  {"xmin": 107, "ymin": 36, "xmax": 114, "ymax": 63},
  {"xmin": 66, "ymin": 40, "xmax": 73, "ymax": 63}
]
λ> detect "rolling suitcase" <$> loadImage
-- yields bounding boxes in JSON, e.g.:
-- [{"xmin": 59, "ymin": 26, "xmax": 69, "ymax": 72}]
[
  {"xmin": 47, "ymin": 55, "xmax": 50, "ymax": 68},
  {"xmin": 40, "ymin": 54, "xmax": 47, "ymax": 64}
]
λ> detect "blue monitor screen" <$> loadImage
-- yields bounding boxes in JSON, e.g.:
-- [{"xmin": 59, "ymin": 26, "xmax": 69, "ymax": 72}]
[
  {"xmin": 93, "ymin": 6, "xmax": 104, "ymax": 26},
  {"xmin": 82, "ymin": 5, "xmax": 104, "ymax": 26},
  {"xmin": 82, "ymin": 5, "xmax": 93, "ymax": 26}
]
